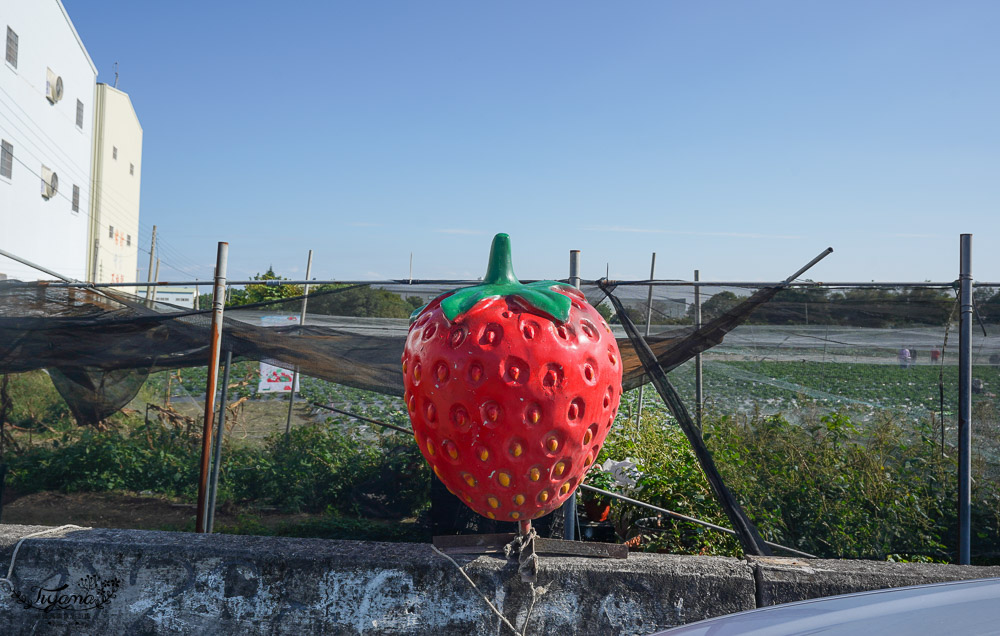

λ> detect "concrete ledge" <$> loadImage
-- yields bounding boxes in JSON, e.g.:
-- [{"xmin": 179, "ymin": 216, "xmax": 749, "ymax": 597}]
[
  {"xmin": 749, "ymin": 556, "xmax": 1000, "ymax": 606},
  {"xmin": 0, "ymin": 524, "xmax": 754, "ymax": 635},
  {"xmin": 4, "ymin": 524, "xmax": 999, "ymax": 635}
]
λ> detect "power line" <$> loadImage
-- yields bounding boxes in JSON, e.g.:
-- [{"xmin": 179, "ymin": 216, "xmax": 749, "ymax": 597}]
[
  {"xmin": 0, "ymin": 121, "xmax": 145, "ymax": 238},
  {"xmin": 0, "ymin": 149, "xmax": 203, "ymax": 281},
  {"xmin": 0, "ymin": 93, "xmax": 160, "ymax": 242},
  {"xmin": 0, "ymin": 122, "xmax": 205, "ymax": 278},
  {"xmin": 0, "ymin": 89, "xmax": 94, "ymax": 191},
  {"xmin": 0, "ymin": 85, "xmax": 154, "ymax": 220}
]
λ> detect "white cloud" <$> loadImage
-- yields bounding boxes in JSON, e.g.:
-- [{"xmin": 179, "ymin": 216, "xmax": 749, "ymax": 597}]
[
  {"xmin": 434, "ymin": 229, "xmax": 484, "ymax": 235},
  {"xmin": 582, "ymin": 226, "xmax": 803, "ymax": 240}
]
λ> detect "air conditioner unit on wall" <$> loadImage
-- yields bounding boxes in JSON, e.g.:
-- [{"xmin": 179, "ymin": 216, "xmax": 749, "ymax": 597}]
[
  {"xmin": 41, "ymin": 165, "xmax": 58, "ymax": 199},
  {"xmin": 46, "ymin": 68, "xmax": 63, "ymax": 104}
]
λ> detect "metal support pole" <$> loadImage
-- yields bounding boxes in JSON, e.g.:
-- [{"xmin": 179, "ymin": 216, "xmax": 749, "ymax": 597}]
[
  {"xmin": 145, "ymin": 225, "xmax": 157, "ymax": 302},
  {"xmin": 958, "ymin": 233, "xmax": 973, "ymax": 564},
  {"xmin": 563, "ymin": 249, "xmax": 581, "ymax": 540},
  {"xmin": 206, "ymin": 349, "xmax": 232, "ymax": 533},
  {"xmin": 150, "ymin": 258, "xmax": 160, "ymax": 302},
  {"xmin": 694, "ymin": 270, "xmax": 703, "ymax": 428},
  {"xmin": 634, "ymin": 253, "xmax": 656, "ymax": 428},
  {"xmin": 196, "ymin": 242, "xmax": 228, "ymax": 534},
  {"xmin": 285, "ymin": 250, "xmax": 313, "ymax": 437},
  {"xmin": 568, "ymin": 250, "xmax": 581, "ymax": 288},
  {"xmin": 0, "ymin": 247, "xmax": 75, "ymax": 282}
]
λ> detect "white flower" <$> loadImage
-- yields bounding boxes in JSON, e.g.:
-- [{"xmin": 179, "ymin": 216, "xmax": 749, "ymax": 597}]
[{"xmin": 599, "ymin": 458, "xmax": 641, "ymax": 489}]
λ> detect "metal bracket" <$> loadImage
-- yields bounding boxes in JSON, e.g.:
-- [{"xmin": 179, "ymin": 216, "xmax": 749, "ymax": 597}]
[{"xmin": 431, "ymin": 534, "xmax": 628, "ymax": 559}]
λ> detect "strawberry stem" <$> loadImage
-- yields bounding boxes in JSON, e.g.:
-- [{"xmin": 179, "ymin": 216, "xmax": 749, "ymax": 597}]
[
  {"xmin": 423, "ymin": 233, "xmax": 575, "ymax": 324},
  {"xmin": 482, "ymin": 233, "xmax": 519, "ymax": 286}
]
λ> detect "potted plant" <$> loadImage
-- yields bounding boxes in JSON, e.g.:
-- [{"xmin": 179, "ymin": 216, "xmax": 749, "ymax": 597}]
[{"xmin": 581, "ymin": 468, "xmax": 616, "ymax": 522}]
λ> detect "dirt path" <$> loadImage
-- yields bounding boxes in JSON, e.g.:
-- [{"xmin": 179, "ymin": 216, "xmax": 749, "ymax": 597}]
[{"xmin": 0, "ymin": 491, "xmax": 316, "ymax": 532}]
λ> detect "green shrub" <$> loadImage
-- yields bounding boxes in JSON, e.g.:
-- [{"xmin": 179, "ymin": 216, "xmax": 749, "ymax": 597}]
[
  {"xmin": 7, "ymin": 420, "xmax": 198, "ymax": 495},
  {"xmin": 6, "ymin": 418, "xmax": 430, "ymax": 519},
  {"xmin": 2, "ymin": 371, "xmax": 76, "ymax": 431},
  {"xmin": 599, "ymin": 396, "xmax": 1000, "ymax": 563}
]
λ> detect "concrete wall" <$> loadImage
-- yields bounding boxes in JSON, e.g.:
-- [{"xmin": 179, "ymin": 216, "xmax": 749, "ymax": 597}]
[
  {"xmin": 0, "ymin": 524, "xmax": 998, "ymax": 635},
  {"xmin": 0, "ymin": 0, "xmax": 96, "ymax": 281}
]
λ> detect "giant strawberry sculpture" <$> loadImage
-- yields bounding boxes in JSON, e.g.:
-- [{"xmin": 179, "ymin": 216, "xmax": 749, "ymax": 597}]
[{"xmin": 402, "ymin": 233, "xmax": 623, "ymax": 522}]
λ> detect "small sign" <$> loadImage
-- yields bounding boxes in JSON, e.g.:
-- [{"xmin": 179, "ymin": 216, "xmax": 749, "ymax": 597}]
[{"xmin": 258, "ymin": 316, "xmax": 300, "ymax": 394}]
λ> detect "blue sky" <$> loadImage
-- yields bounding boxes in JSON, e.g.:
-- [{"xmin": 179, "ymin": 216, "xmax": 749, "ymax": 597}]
[{"xmin": 63, "ymin": 1, "xmax": 999, "ymax": 285}]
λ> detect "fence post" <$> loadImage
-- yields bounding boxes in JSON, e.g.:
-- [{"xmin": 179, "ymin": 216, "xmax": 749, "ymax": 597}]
[
  {"xmin": 196, "ymin": 242, "xmax": 228, "ymax": 534},
  {"xmin": 958, "ymin": 233, "xmax": 973, "ymax": 564},
  {"xmin": 563, "ymin": 249, "xmax": 581, "ymax": 540},
  {"xmin": 634, "ymin": 253, "xmax": 656, "ymax": 429},
  {"xmin": 285, "ymin": 249, "xmax": 314, "ymax": 437},
  {"xmin": 694, "ymin": 270, "xmax": 703, "ymax": 428},
  {"xmin": 206, "ymin": 349, "xmax": 232, "ymax": 533}
]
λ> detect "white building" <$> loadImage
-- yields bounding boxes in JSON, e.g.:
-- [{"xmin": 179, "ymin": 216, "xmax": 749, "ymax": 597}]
[
  {"xmin": 137, "ymin": 286, "xmax": 197, "ymax": 309},
  {"xmin": 0, "ymin": 0, "xmax": 96, "ymax": 281},
  {"xmin": 87, "ymin": 82, "xmax": 142, "ymax": 291}
]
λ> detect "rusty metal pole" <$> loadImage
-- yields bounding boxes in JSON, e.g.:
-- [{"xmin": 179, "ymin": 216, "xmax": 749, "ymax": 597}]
[
  {"xmin": 206, "ymin": 349, "xmax": 232, "ymax": 533},
  {"xmin": 196, "ymin": 242, "xmax": 228, "ymax": 533}
]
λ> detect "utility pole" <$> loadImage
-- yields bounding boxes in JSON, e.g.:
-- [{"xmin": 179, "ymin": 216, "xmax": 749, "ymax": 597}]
[
  {"xmin": 145, "ymin": 225, "xmax": 157, "ymax": 303},
  {"xmin": 150, "ymin": 259, "xmax": 160, "ymax": 302}
]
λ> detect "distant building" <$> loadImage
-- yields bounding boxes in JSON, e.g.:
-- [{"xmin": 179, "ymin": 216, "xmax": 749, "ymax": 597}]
[
  {"xmin": 0, "ymin": 0, "xmax": 97, "ymax": 281},
  {"xmin": 137, "ymin": 286, "xmax": 197, "ymax": 309},
  {"xmin": 87, "ymin": 83, "xmax": 142, "ymax": 293}
]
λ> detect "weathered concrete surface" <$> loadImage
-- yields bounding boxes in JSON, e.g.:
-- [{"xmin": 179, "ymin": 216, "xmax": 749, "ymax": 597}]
[
  {"xmin": 750, "ymin": 555, "xmax": 1000, "ymax": 607},
  {"xmin": 0, "ymin": 524, "xmax": 754, "ymax": 635},
  {"xmin": 4, "ymin": 525, "xmax": 1000, "ymax": 635}
]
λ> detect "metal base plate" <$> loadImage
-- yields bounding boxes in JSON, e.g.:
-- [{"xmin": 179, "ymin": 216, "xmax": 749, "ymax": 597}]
[{"xmin": 432, "ymin": 533, "xmax": 628, "ymax": 559}]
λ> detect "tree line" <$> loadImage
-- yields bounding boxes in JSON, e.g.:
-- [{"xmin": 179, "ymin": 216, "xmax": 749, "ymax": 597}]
[{"xmin": 204, "ymin": 269, "xmax": 1000, "ymax": 328}]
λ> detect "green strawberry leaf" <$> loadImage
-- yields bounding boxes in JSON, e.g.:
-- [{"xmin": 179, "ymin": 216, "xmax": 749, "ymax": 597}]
[{"xmin": 413, "ymin": 233, "xmax": 576, "ymax": 325}]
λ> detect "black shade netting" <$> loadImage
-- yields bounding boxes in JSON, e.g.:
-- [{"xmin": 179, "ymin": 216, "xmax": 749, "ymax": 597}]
[{"xmin": 0, "ymin": 279, "xmax": 789, "ymax": 425}]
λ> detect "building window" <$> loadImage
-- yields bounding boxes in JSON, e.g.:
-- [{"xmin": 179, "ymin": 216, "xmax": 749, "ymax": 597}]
[
  {"xmin": 112, "ymin": 146, "xmax": 117, "ymax": 160},
  {"xmin": 126, "ymin": 234, "xmax": 131, "ymax": 247},
  {"xmin": 76, "ymin": 100, "xmax": 84, "ymax": 128},
  {"xmin": 129, "ymin": 163, "xmax": 134, "ymax": 175},
  {"xmin": 5, "ymin": 27, "xmax": 16, "ymax": 69},
  {"xmin": 72, "ymin": 184, "xmax": 80, "ymax": 212},
  {"xmin": 108, "ymin": 225, "xmax": 114, "ymax": 239},
  {"xmin": 0, "ymin": 140, "xmax": 11, "ymax": 179}
]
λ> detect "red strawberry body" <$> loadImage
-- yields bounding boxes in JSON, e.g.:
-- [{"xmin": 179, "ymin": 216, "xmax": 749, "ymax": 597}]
[{"xmin": 402, "ymin": 234, "xmax": 622, "ymax": 522}]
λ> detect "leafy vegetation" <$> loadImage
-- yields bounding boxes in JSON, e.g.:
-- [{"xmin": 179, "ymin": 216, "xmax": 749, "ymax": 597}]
[
  {"xmin": 665, "ymin": 360, "xmax": 1000, "ymax": 420},
  {"xmin": 308, "ymin": 285, "xmax": 423, "ymax": 319},
  {"xmin": 599, "ymin": 396, "xmax": 1000, "ymax": 563},
  {"xmin": 2, "ymin": 331, "xmax": 999, "ymax": 562},
  {"xmin": 4, "ymin": 404, "xmax": 428, "ymax": 520}
]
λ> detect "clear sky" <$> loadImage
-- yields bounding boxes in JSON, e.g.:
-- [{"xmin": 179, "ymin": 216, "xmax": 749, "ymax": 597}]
[{"xmin": 62, "ymin": 1, "xmax": 999, "ymax": 285}]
